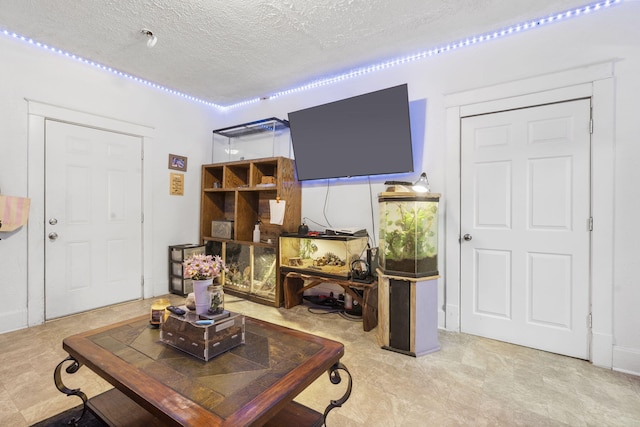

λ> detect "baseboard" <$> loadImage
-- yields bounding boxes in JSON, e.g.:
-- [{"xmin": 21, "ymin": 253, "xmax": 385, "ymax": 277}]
[{"xmin": 612, "ymin": 345, "xmax": 640, "ymax": 377}]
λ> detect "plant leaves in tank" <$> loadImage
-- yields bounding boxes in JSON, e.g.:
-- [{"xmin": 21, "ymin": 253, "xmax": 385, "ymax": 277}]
[
  {"xmin": 299, "ymin": 239, "xmax": 318, "ymax": 259},
  {"xmin": 381, "ymin": 201, "xmax": 438, "ymax": 275}
]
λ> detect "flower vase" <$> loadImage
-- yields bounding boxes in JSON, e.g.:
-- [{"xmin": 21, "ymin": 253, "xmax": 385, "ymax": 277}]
[{"xmin": 192, "ymin": 278, "xmax": 213, "ymax": 315}]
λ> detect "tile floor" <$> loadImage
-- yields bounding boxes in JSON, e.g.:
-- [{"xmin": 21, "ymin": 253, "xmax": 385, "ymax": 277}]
[{"xmin": 1, "ymin": 294, "xmax": 639, "ymax": 426}]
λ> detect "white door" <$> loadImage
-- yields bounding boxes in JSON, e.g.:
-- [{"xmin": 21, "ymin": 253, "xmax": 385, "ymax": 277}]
[
  {"xmin": 45, "ymin": 120, "xmax": 142, "ymax": 319},
  {"xmin": 460, "ymin": 99, "xmax": 591, "ymax": 359}
]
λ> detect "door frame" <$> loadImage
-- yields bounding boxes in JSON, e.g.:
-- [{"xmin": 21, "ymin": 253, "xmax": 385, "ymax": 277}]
[
  {"xmin": 26, "ymin": 100, "xmax": 155, "ymax": 326},
  {"xmin": 444, "ymin": 62, "xmax": 615, "ymax": 368}
]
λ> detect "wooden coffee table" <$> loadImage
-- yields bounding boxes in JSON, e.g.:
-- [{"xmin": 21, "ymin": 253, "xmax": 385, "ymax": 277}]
[{"xmin": 54, "ymin": 314, "xmax": 351, "ymax": 426}]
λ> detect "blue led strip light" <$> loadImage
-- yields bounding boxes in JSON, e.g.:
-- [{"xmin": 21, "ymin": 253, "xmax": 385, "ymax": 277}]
[
  {"xmin": 265, "ymin": 0, "xmax": 622, "ymax": 103},
  {"xmin": 0, "ymin": 0, "xmax": 623, "ymax": 110},
  {"xmin": 0, "ymin": 28, "xmax": 230, "ymax": 109}
]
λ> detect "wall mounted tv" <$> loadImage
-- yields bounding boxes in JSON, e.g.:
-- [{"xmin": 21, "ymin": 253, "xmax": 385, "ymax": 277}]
[{"xmin": 288, "ymin": 84, "xmax": 414, "ymax": 181}]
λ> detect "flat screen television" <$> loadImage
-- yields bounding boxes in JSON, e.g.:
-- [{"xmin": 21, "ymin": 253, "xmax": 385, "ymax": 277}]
[{"xmin": 288, "ymin": 84, "xmax": 414, "ymax": 181}]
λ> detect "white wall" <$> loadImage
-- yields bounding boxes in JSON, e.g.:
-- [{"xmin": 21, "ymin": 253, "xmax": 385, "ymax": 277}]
[
  {"xmin": 1, "ymin": 2, "xmax": 639, "ymax": 374},
  {"xmin": 0, "ymin": 35, "xmax": 216, "ymax": 331},
  {"xmin": 216, "ymin": 2, "xmax": 640, "ymax": 374}
]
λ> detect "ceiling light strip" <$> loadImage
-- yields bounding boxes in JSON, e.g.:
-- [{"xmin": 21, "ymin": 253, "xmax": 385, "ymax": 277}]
[
  {"xmin": 261, "ymin": 0, "xmax": 622, "ymax": 104},
  {"xmin": 0, "ymin": 0, "xmax": 623, "ymax": 111},
  {"xmin": 0, "ymin": 28, "xmax": 226, "ymax": 109}
]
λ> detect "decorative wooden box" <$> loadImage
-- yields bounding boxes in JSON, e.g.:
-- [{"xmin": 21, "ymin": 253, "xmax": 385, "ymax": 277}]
[
  {"xmin": 161, "ymin": 310, "xmax": 245, "ymax": 361},
  {"xmin": 211, "ymin": 220, "xmax": 234, "ymax": 239}
]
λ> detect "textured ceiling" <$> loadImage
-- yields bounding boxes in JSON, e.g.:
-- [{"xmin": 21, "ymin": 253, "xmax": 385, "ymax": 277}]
[{"xmin": 0, "ymin": 0, "xmax": 601, "ymax": 106}]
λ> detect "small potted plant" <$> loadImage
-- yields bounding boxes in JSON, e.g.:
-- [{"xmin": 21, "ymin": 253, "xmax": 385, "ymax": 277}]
[{"xmin": 183, "ymin": 254, "xmax": 226, "ymax": 314}]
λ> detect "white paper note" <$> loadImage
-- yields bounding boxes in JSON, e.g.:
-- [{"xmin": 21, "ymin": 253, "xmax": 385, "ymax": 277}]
[{"xmin": 269, "ymin": 199, "xmax": 286, "ymax": 225}]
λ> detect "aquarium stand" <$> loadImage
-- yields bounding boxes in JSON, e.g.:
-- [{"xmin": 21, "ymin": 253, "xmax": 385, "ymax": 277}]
[
  {"xmin": 377, "ymin": 270, "xmax": 440, "ymax": 357},
  {"xmin": 282, "ymin": 270, "xmax": 378, "ymax": 332}
]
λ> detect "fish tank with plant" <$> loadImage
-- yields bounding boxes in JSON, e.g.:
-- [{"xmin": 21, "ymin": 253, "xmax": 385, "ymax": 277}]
[{"xmin": 378, "ymin": 192, "xmax": 440, "ymax": 277}]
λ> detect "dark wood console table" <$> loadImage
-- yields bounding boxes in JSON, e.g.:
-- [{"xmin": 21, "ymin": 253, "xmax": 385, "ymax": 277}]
[
  {"xmin": 54, "ymin": 314, "xmax": 352, "ymax": 426},
  {"xmin": 282, "ymin": 270, "xmax": 378, "ymax": 332}
]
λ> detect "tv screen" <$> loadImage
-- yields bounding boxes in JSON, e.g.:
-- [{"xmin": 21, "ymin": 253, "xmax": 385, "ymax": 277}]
[{"xmin": 288, "ymin": 84, "xmax": 414, "ymax": 181}]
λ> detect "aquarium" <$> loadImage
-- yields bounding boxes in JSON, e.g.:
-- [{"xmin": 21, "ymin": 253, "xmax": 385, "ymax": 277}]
[
  {"xmin": 279, "ymin": 234, "xmax": 369, "ymax": 279},
  {"xmin": 378, "ymin": 192, "xmax": 440, "ymax": 277},
  {"xmin": 212, "ymin": 118, "xmax": 292, "ymax": 162}
]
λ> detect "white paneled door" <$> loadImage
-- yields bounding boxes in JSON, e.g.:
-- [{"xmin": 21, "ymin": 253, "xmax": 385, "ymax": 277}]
[
  {"xmin": 45, "ymin": 120, "xmax": 142, "ymax": 319},
  {"xmin": 460, "ymin": 99, "xmax": 591, "ymax": 359}
]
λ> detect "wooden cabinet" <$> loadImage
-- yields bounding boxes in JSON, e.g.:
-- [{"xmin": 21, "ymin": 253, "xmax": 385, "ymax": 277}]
[
  {"xmin": 200, "ymin": 156, "xmax": 301, "ymax": 306},
  {"xmin": 377, "ymin": 271, "xmax": 440, "ymax": 356}
]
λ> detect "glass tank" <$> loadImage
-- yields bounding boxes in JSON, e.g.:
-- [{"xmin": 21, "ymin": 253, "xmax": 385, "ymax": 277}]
[
  {"xmin": 279, "ymin": 235, "xmax": 369, "ymax": 279},
  {"xmin": 378, "ymin": 192, "xmax": 440, "ymax": 277},
  {"xmin": 224, "ymin": 242, "xmax": 251, "ymax": 293},
  {"xmin": 212, "ymin": 118, "xmax": 292, "ymax": 163},
  {"xmin": 206, "ymin": 240, "xmax": 279, "ymax": 304},
  {"xmin": 251, "ymin": 246, "xmax": 277, "ymax": 300}
]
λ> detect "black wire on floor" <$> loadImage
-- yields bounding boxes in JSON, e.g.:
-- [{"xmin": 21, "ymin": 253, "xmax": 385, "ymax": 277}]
[
  {"xmin": 307, "ymin": 305, "xmax": 342, "ymax": 315},
  {"xmin": 306, "ymin": 304, "xmax": 362, "ymax": 322},
  {"xmin": 338, "ymin": 311, "xmax": 363, "ymax": 321}
]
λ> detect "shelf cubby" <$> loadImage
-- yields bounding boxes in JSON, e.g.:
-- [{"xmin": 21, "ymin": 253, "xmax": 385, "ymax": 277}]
[
  {"xmin": 202, "ymin": 165, "xmax": 224, "ymax": 189},
  {"xmin": 224, "ymin": 164, "xmax": 249, "ymax": 188}
]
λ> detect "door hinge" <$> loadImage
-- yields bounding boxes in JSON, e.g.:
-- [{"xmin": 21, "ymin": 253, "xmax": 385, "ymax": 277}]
[
  {"xmin": 587, "ymin": 313, "xmax": 592, "ymax": 328},
  {"xmin": 588, "ymin": 217, "xmax": 593, "ymax": 231},
  {"xmin": 589, "ymin": 118, "xmax": 593, "ymax": 134}
]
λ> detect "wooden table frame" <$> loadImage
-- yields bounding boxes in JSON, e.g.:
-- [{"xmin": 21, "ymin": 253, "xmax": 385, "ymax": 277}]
[
  {"xmin": 282, "ymin": 270, "xmax": 378, "ymax": 332},
  {"xmin": 54, "ymin": 315, "xmax": 352, "ymax": 426}
]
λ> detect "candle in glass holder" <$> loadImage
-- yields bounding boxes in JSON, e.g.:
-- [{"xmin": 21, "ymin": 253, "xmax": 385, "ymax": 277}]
[{"xmin": 150, "ymin": 298, "xmax": 170, "ymax": 328}]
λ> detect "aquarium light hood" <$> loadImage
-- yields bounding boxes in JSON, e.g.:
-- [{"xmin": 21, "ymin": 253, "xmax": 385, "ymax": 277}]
[
  {"xmin": 326, "ymin": 227, "xmax": 368, "ymax": 237},
  {"xmin": 412, "ymin": 172, "xmax": 431, "ymax": 193}
]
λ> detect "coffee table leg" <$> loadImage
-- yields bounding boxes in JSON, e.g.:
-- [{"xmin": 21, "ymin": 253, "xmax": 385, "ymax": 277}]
[
  {"xmin": 54, "ymin": 355, "xmax": 88, "ymax": 425},
  {"xmin": 322, "ymin": 362, "xmax": 353, "ymax": 423}
]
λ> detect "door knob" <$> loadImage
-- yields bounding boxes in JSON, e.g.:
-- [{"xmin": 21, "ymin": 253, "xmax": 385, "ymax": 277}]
[
  {"xmin": 48, "ymin": 232, "xmax": 59, "ymax": 241},
  {"xmin": 49, "ymin": 218, "xmax": 58, "ymax": 225},
  {"xmin": 463, "ymin": 234, "xmax": 472, "ymax": 241}
]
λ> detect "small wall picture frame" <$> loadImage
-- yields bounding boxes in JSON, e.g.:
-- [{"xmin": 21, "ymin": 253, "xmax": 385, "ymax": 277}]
[{"xmin": 168, "ymin": 154, "xmax": 187, "ymax": 172}]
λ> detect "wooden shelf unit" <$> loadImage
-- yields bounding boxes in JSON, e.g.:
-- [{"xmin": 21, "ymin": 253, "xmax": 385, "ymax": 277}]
[{"xmin": 200, "ymin": 156, "xmax": 301, "ymax": 306}]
